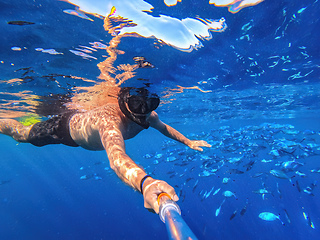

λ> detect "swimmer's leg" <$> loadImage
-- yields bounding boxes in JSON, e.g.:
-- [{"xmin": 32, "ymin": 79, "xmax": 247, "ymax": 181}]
[{"xmin": 0, "ymin": 119, "xmax": 32, "ymax": 142}]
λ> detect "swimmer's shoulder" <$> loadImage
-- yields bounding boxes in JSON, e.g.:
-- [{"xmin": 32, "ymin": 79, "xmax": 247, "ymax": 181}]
[{"xmin": 70, "ymin": 104, "xmax": 123, "ymax": 127}]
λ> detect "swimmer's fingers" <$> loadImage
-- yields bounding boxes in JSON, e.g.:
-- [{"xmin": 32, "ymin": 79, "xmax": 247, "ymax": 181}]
[
  {"xmin": 189, "ymin": 140, "xmax": 212, "ymax": 151},
  {"xmin": 200, "ymin": 140, "xmax": 212, "ymax": 148},
  {"xmin": 143, "ymin": 179, "xmax": 178, "ymax": 214}
]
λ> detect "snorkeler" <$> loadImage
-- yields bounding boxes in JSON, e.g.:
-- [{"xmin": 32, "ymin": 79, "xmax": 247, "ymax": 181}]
[{"xmin": 0, "ymin": 87, "xmax": 211, "ymax": 213}]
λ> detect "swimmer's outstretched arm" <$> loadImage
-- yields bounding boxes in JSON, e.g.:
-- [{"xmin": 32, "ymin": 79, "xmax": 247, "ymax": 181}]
[
  {"xmin": 149, "ymin": 112, "xmax": 211, "ymax": 151},
  {"xmin": 99, "ymin": 120, "xmax": 178, "ymax": 213}
]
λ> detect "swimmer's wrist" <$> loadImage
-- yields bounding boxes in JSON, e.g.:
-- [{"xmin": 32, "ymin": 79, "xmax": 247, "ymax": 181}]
[
  {"xmin": 185, "ymin": 139, "xmax": 192, "ymax": 147},
  {"xmin": 141, "ymin": 176, "xmax": 154, "ymax": 194}
]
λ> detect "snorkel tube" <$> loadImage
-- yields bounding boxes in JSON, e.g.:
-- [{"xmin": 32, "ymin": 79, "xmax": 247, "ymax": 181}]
[{"xmin": 158, "ymin": 193, "xmax": 198, "ymax": 240}]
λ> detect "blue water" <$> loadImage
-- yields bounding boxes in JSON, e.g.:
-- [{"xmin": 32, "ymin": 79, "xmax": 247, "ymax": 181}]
[{"xmin": 1, "ymin": 0, "xmax": 320, "ymax": 239}]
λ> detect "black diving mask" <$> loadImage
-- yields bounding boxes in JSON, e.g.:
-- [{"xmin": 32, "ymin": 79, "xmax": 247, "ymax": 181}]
[{"xmin": 118, "ymin": 87, "xmax": 160, "ymax": 128}]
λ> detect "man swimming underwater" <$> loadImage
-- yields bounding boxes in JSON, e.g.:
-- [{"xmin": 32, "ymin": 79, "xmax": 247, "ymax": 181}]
[{"xmin": 0, "ymin": 87, "xmax": 211, "ymax": 213}]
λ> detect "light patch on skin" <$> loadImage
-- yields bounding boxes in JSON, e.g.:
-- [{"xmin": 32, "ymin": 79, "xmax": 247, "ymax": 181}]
[
  {"xmin": 108, "ymin": 129, "xmax": 119, "ymax": 137},
  {"xmin": 113, "ymin": 158, "xmax": 123, "ymax": 168},
  {"xmin": 143, "ymin": 180, "xmax": 162, "ymax": 194},
  {"xmin": 125, "ymin": 167, "xmax": 140, "ymax": 180}
]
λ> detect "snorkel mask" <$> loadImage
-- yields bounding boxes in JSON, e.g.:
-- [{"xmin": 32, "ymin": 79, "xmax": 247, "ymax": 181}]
[{"xmin": 118, "ymin": 87, "xmax": 160, "ymax": 129}]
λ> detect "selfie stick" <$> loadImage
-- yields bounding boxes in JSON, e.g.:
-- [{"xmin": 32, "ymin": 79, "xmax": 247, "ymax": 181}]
[{"xmin": 158, "ymin": 193, "xmax": 198, "ymax": 240}]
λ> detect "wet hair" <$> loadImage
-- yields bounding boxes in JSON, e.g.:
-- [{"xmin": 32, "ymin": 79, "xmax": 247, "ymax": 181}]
[{"xmin": 118, "ymin": 87, "xmax": 160, "ymax": 129}]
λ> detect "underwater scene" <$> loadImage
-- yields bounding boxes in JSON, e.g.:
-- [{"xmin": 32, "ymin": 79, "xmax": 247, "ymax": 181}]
[{"xmin": 0, "ymin": 0, "xmax": 320, "ymax": 239}]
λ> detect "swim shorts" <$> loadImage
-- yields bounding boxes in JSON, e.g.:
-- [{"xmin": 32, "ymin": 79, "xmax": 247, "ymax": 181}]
[{"xmin": 27, "ymin": 112, "xmax": 79, "ymax": 147}]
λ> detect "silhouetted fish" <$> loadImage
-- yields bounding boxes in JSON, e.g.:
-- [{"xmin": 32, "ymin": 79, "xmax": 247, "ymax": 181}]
[
  {"xmin": 283, "ymin": 209, "xmax": 291, "ymax": 224},
  {"xmin": 295, "ymin": 180, "xmax": 301, "ymax": 192},
  {"xmin": 230, "ymin": 169, "xmax": 244, "ymax": 174},
  {"xmin": 185, "ymin": 177, "xmax": 194, "ymax": 183},
  {"xmin": 240, "ymin": 200, "xmax": 248, "ymax": 216},
  {"xmin": 230, "ymin": 210, "xmax": 237, "ymax": 220},
  {"xmin": 7, "ymin": 21, "xmax": 35, "ymax": 25},
  {"xmin": 276, "ymin": 182, "xmax": 282, "ymax": 199},
  {"xmin": 251, "ymin": 172, "xmax": 264, "ymax": 178},
  {"xmin": 0, "ymin": 180, "xmax": 11, "ymax": 185},
  {"xmin": 244, "ymin": 160, "xmax": 256, "ymax": 171},
  {"xmin": 192, "ymin": 180, "xmax": 199, "ymax": 193}
]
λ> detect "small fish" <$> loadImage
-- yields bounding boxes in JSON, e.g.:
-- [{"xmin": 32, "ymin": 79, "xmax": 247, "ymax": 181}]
[
  {"xmin": 269, "ymin": 149, "xmax": 280, "ymax": 157},
  {"xmin": 93, "ymin": 175, "xmax": 102, "ymax": 180},
  {"xmin": 253, "ymin": 188, "xmax": 271, "ymax": 200},
  {"xmin": 176, "ymin": 162, "xmax": 189, "ymax": 167},
  {"xmin": 303, "ymin": 211, "xmax": 315, "ymax": 229},
  {"xmin": 206, "ymin": 186, "xmax": 215, "ymax": 197},
  {"xmin": 185, "ymin": 177, "xmax": 194, "ymax": 183},
  {"xmin": 276, "ymin": 182, "xmax": 282, "ymax": 199},
  {"xmin": 303, "ymin": 129, "xmax": 315, "ymax": 135},
  {"xmin": 7, "ymin": 21, "xmax": 35, "ymax": 25},
  {"xmin": 244, "ymin": 160, "xmax": 256, "ymax": 171},
  {"xmin": 303, "ymin": 181, "xmax": 317, "ymax": 195},
  {"xmin": 297, "ymin": 7, "xmax": 307, "ymax": 14},
  {"xmin": 252, "ymin": 172, "xmax": 264, "ymax": 178},
  {"xmin": 230, "ymin": 210, "xmax": 237, "ymax": 220},
  {"xmin": 281, "ymin": 160, "xmax": 303, "ymax": 171},
  {"xmin": 212, "ymin": 188, "xmax": 221, "ymax": 196},
  {"xmin": 230, "ymin": 169, "xmax": 244, "ymax": 174},
  {"xmin": 270, "ymin": 169, "xmax": 292, "ymax": 182},
  {"xmin": 228, "ymin": 157, "xmax": 242, "ymax": 164},
  {"xmin": 179, "ymin": 189, "xmax": 183, "ymax": 198},
  {"xmin": 310, "ymin": 168, "xmax": 320, "ymax": 173},
  {"xmin": 295, "ymin": 180, "xmax": 301, "ymax": 192},
  {"xmin": 223, "ymin": 190, "xmax": 237, "ymax": 199},
  {"xmin": 215, "ymin": 199, "xmax": 226, "ymax": 217},
  {"xmin": 192, "ymin": 180, "xmax": 199, "ymax": 193},
  {"xmin": 283, "ymin": 209, "xmax": 291, "ymax": 224},
  {"xmin": 261, "ymin": 159, "xmax": 273, "ymax": 163},
  {"xmin": 259, "ymin": 212, "xmax": 284, "ymax": 225},
  {"xmin": 222, "ymin": 178, "xmax": 230, "ymax": 184},
  {"xmin": 144, "ymin": 153, "xmax": 153, "ymax": 159},
  {"xmin": 169, "ymin": 173, "xmax": 177, "ymax": 178},
  {"xmin": 303, "ymin": 188, "xmax": 314, "ymax": 196},
  {"xmin": 295, "ymin": 171, "xmax": 307, "ymax": 177},
  {"xmin": 199, "ymin": 190, "xmax": 206, "ymax": 201},
  {"xmin": 80, "ymin": 175, "xmax": 90, "ymax": 180},
  {"xmin": 240, "ymin": 199, "xmax": 248, "ymax": 216},
  {"xmin": 180, "ymin": 190, "xmax": 186, "ymax": 202}
]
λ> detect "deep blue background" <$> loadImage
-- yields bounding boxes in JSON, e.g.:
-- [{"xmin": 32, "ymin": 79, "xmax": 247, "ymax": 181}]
[{"xmin": 0, "ymin": 0, "xmax": 320, "ymax": 239}]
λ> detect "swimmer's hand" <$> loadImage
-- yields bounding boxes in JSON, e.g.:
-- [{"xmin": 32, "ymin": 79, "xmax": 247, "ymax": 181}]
[
  {"xmin": 188, "ymin": 140, "xmax": 212, "ymax": 151},
  {"xmin": 142, "ymin": 178, "xmax": 179, "ymax": 214}
]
